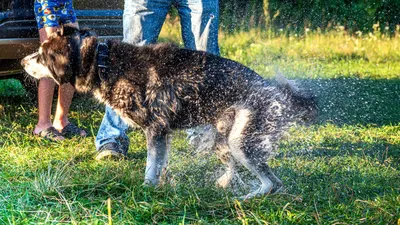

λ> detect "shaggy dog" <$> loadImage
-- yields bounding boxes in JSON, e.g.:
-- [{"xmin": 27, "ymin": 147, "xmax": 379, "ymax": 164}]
[{"xmin": 22, "ymin": 27, "xmax": 317, "ymax": 199}]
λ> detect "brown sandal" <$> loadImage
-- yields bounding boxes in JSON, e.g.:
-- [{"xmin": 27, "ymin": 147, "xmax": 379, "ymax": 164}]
[
  {"xmin": 60, "ymin": 123, "xmax": 87, "ymax": 138},
  {"xmin": 34, "ymin": 127, "xmax": 65, "ymax": 141}
]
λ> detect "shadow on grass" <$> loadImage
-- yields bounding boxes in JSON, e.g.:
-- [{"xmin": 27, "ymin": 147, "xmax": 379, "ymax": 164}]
[
  {"xmin": 297, "ymin": 78, "xmax": 400, "ymax": 125},
  {"xmin": 280, "ymin": 141, "xmax": 400, "ymax": 166},
  {"xmin": 272, "ymin": 141, "xmax": 399, "ymax": 223},
  {"xmin": 274, "ymin": 162, "xmax": 399, "ymax": 224}
]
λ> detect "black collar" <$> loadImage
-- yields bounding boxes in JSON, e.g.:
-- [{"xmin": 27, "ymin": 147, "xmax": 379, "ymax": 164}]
[{"xmin": 96, "ymin": 41, "xmax": 110, "ymax": 82}]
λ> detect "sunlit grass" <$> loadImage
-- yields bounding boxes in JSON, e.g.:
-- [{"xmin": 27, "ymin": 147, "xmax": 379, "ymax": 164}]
[
  {"xmin": 0, "ymin": 22, "xmax": 399, "ymax": 224},
  {"xmin": 219, "ymin": 29, "xmax": 400, "ymax": 79},
  {"xmin": 160, "ymin": 22, "xmax": 400, "ymax": 79}
]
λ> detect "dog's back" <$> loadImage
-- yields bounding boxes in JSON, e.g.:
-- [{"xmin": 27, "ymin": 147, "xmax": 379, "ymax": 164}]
[{"xmin": 168, "ymin": 51, "xmax": 270, "ymax": 127}]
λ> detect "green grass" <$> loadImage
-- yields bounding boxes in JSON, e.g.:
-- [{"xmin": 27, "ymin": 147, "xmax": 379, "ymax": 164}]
[{"xmin": 0, "ymin": 25, "xmax": 399, "ymax": 224}]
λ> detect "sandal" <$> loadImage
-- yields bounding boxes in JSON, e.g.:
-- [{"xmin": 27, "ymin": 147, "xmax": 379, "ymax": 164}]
[
  {"xmin": 60, "ymin": 123, "xmax": 87, "ymax": 138},
  {"xmin": 34, "ymin": 127, "xmax": 65, "ymax": 141}
]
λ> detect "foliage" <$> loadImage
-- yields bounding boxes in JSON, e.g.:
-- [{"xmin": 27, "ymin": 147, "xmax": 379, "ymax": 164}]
[
  {"xmin": 220, "ymin": 0, "xmax": 400, "ymax": 34},
  {"xmin": 0, "ymin": 79, "xmax": 25, "ymax": 97}
]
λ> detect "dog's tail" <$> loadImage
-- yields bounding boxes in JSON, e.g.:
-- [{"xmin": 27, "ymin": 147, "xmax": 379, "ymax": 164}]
[
  {"xmin": 275, "ymin": 71, "xmax": 317, "ymax": 123},
  {"xmin": 275, "ymin": 70, "xmax": 300, "ymax": 94}
]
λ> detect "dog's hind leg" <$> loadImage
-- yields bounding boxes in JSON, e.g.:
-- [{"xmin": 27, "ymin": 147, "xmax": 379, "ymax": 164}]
[
  {"xmin": 229, "ymin": 147, "xmax": 275, "ymax": 199},
  {"xmin": 227, "ymin": 107, "xmax": 279, "ymax": 199},
  {"xmin": 215, "ymin": 134, "xmax": 235, "ymax": 188},
  {"xmin": 143, "ymin": 129, "xmax": 171, "ymax": 186},
  {"xmin": 256, "ymin": 134, "xmax": 284, "ymax": 194},
  {"xmin": 214, "ymin": 109, "xmax": 236, "ymax": 189},
  {"xmin": 237, "ymin": 135, "xmax": 283, "ymax": 199}
]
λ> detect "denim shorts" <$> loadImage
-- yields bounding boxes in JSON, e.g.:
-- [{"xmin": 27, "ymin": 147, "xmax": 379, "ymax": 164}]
[{"xmin": 34, "ymin": 0, "xmax": 77, "ymax": 29}]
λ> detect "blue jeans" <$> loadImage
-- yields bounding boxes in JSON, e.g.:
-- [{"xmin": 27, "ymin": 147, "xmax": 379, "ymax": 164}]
[{"xmin": 95, "ymin": 0, "xmax": 220, "ymax": 151}]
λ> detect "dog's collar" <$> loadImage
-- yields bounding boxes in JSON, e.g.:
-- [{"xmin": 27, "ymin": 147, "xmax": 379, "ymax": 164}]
[{"xmin": 96, "ymin": 41, "xmax": 110, "ymax": 82}]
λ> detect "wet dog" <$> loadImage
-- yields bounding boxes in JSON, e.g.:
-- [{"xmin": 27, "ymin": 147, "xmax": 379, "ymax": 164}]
[{"xmin": 22, "ymin": 27, "xmax": 317, "ymax": 199}]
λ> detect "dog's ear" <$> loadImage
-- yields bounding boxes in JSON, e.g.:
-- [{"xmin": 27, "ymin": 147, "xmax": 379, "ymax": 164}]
[
  {"xmin": 44, "ymin": 52, "xmax": 71, "ymax": 85},
  {"xmin": 45, "ymin": 45, "xmax": 73, "ymax": 84},
  {"xmin": 41, "ymin": 36, "xmax": 80, "ymax": 85}
]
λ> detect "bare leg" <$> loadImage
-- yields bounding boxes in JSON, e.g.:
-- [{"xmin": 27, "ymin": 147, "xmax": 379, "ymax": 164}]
[
  {"xmin": 33, "ymin": 23, "xmax": 85, "ymax": 137},
  {"xmin": 52, "ymin": 82, "xmax": 75, "ymax": 131},
  {"xmin": 33, "ymin": 26, "xmax": 59, "ymax": 135}
]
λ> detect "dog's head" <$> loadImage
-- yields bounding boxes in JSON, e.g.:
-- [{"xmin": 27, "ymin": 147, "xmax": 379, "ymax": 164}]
[{"xmin": 21, "ymin": 26, "xmax": 95, "ymax": 85}]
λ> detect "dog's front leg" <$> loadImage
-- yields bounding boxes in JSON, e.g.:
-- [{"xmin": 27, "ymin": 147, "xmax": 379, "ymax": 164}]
[{"xmin": 143, "ymin": 129, "xmax": 170, "ymax": 186}]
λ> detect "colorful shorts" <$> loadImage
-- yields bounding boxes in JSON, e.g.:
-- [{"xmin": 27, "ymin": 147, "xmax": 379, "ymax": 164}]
[{"xmin": 34, "ymin": 0, "xmax": 77, "ymax": 29}]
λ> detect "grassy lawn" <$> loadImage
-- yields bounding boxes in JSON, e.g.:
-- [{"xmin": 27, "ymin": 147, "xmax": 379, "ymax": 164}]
[{"xmin": 0, "ymin": 24, "xmax": 399, "ymax": 224}]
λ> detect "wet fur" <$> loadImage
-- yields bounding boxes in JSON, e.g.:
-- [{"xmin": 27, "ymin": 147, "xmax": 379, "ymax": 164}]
[{"xmin": 22, "ymin": 27, "xmax": 317, "ymax": 199}]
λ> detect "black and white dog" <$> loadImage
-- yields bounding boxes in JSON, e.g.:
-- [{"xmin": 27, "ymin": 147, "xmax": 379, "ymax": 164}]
[{"xmin": 22, "ymin": 27, "xmax": 316, "ymax": 199}]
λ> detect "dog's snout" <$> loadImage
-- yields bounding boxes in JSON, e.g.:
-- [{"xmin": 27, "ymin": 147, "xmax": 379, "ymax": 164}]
[
  {"xmin": 21, "ymin": 52, "xmax": 39, "ymax": 67},
  {"xmin": 21, "ymin": 58, "xmax": 27, "ymax": 67}
]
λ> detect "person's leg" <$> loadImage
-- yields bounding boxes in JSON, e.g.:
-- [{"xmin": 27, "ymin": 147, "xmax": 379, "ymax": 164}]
[
  {"xmin": 96, "ymin": 0, "xmax": 171, "ymax": 157},
  {"xmin": 35, "ymin": 80, "xmax": 57, "ymax": 136},
  {"xmin": 52, "ymin": 22, "xmax": 86, "ymax": 137},
  {"xmin": 175, "ymin": 0, "xmax": 220, "ymax": 55},
  {"xmin": 123, "ymin": 0, "xmax": 171, "ymax": 45},
  {"xmin": 52, "ymin": 82, "xmax": 75, "ymax": 130},
  {"xmin": 175, "ymin": 0, "xmax": 220, "ymax": 148},
  {"xmin": 33, "ymin": 0, "xmax": 84, "ymax": 140},
  {"xmin": 33, "ymin": 27, "xmax": 58, "ymax": 137},
  {"xmin": 35, "ymin": 22, "xmax": 85, "ymax": 137},
  {"xmin": 95, "ymin": 106, "xmax": 130, "ymax": 154}
]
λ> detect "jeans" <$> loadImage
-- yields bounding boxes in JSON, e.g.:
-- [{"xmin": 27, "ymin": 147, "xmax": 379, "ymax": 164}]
[{"xmin": 95, "ymin": 0, "xmax": 220, "ymax": 151}]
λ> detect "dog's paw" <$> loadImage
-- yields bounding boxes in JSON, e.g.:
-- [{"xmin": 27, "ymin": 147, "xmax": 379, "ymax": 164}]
[
  {"xmin": 238, "ymin": 189, "xmax": 263, "ymax": 201},
  {"xmin": 216, "ymin": 173, "xmax": 232, "ymax": 189},
  {"xmin": 238, "ymin": 183, "xmax": 274, "ymax": 200},
  {"xmin": 142, "ymin": 179, "xmax": 157, "ymax": 187},
  {"xmin": 271, "ymin": 181, "xmax": 283, "ymax": 194}
]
